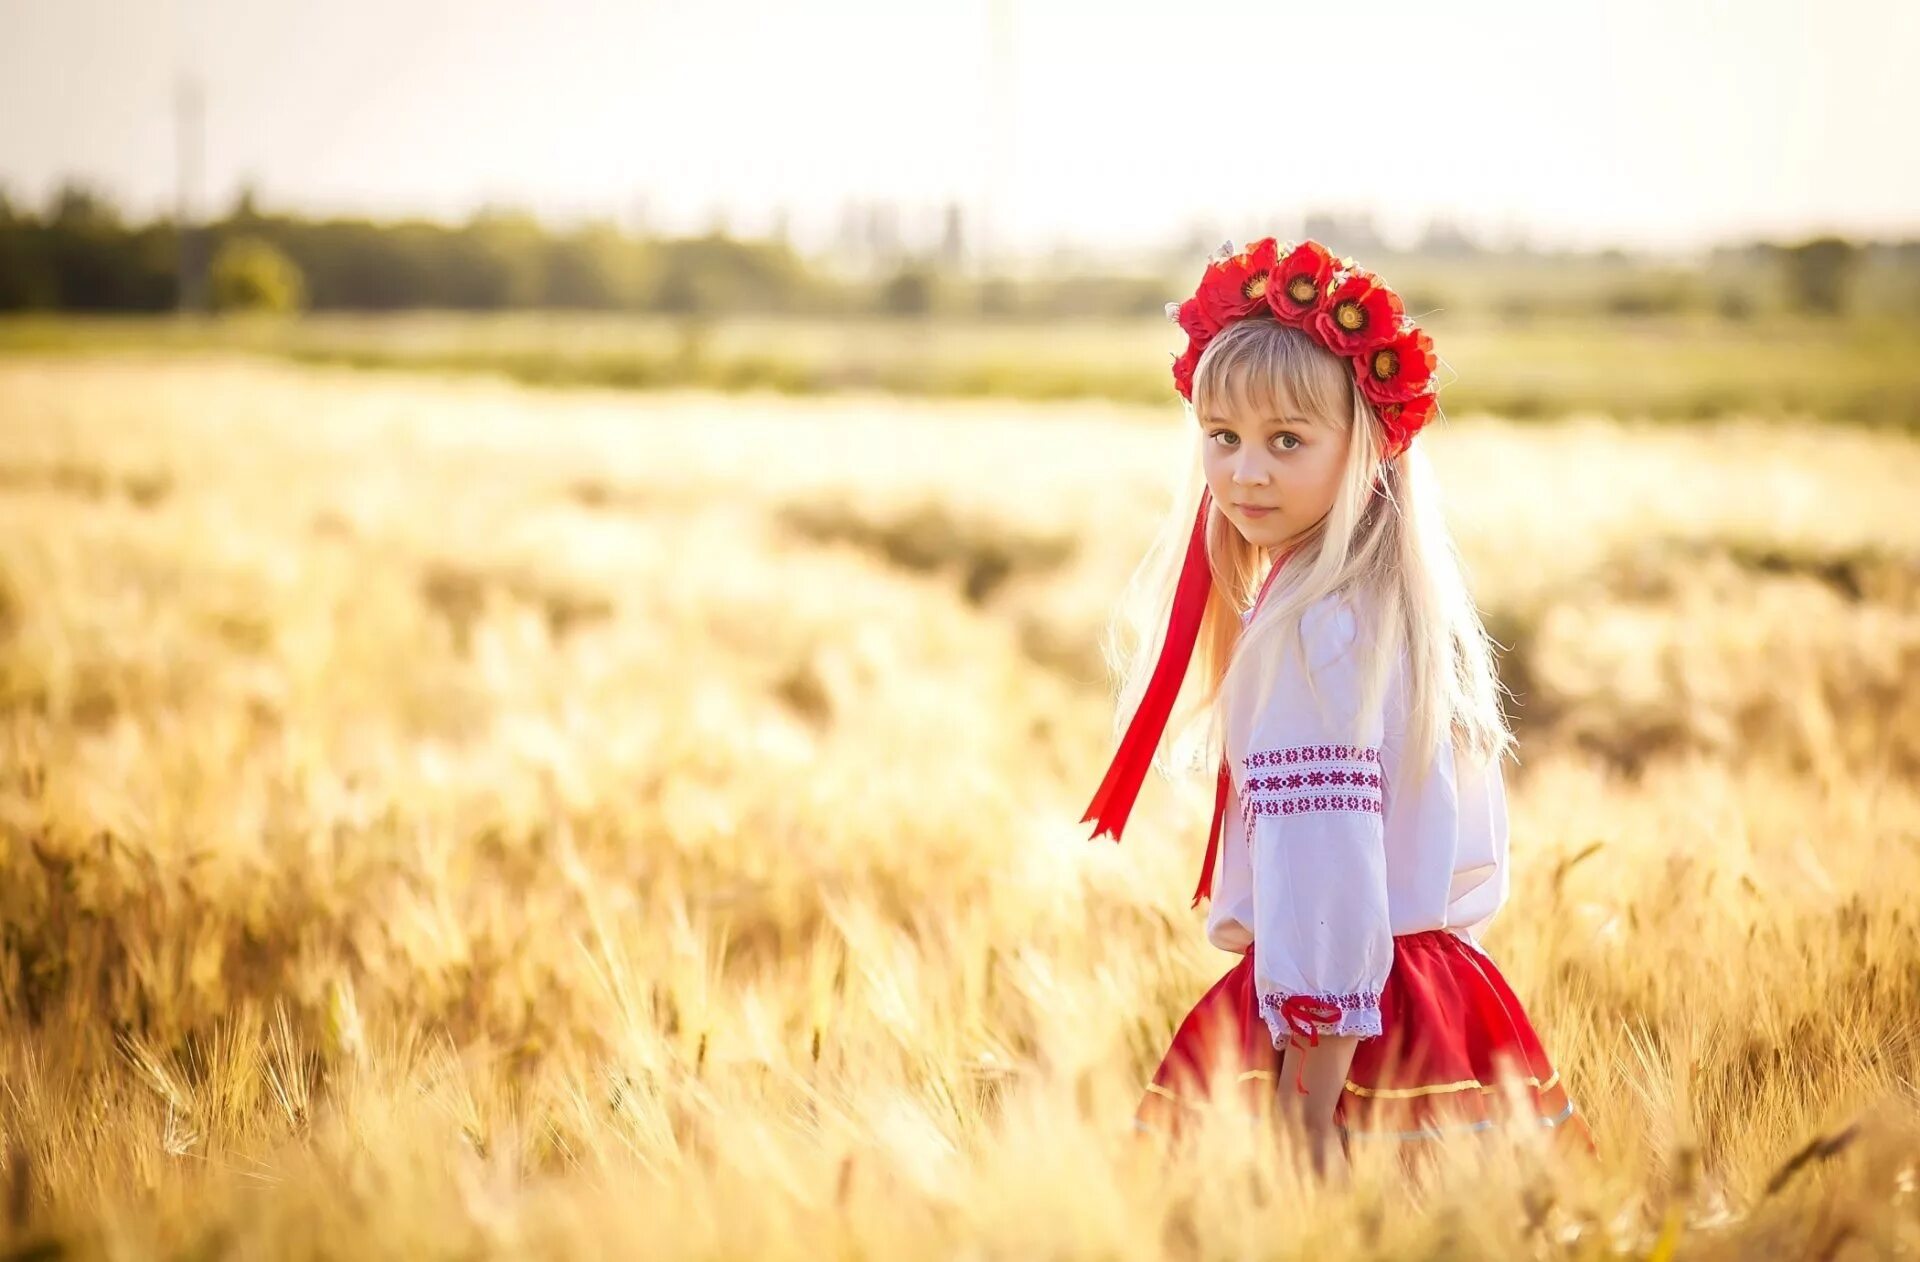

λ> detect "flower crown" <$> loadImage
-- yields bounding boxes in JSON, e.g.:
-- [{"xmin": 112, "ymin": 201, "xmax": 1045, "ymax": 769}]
[{"xmin": 1167, "ymin": 237, "xmax": 1439, "ymax": 460}]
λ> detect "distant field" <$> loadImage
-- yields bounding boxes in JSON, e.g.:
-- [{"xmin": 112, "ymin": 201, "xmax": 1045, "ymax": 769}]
[
  {"xmin": 3, "ymin": 308, "xmax": 1917, "ymax": 428},
  {"xmin": 2, "ymin": 353, "xmax": 1919, "ymax": 1256}
]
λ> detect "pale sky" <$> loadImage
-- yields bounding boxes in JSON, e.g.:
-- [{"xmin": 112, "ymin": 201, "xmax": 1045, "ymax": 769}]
[{"xmin": 2, "ymin": 0, "xmax": 1915, "ymax": 257}]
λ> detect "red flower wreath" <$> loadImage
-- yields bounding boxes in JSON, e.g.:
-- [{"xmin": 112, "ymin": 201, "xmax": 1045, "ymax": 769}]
[
  {"xmin": 1310, "ymin": 269, "xmax": 1405, "ymax": 358},
  {"xmin": 1164, "ymin": 236, "xmax": 1440, "ymax": 460},
  {"xmin": 1195, "ymin": 236, "xmax": 1279, "ymax": 329},
  {"xmin": 1268, "ymin": 241, "xmax": 1336, "ymax": 329},
  {"xmin": 1356, "ymin": 324, "xmax": 1437, "ymax": 406}
]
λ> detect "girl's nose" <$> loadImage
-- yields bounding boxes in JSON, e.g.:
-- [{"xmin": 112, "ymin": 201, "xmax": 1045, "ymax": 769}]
[{"xmin": 1232, "ymin": 450, "xmax": 1269, "ymax": 484}]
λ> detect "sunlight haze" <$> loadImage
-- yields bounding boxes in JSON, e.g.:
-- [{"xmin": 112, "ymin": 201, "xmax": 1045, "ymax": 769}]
[{"xmin": 1, "ymin": 0, "xmax": 1914, "ymax": 255}]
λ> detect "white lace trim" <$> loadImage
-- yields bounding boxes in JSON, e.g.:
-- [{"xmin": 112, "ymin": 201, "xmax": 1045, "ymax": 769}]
[{"xmin": 1258, "ymin": 991, "xmax": 1384, "ymax": 1046}]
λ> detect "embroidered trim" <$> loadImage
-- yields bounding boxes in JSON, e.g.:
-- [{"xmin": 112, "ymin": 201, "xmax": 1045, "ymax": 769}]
[
  {"xmin": 1244, "ymin": 744, "xmax": 1379, "ymax": 768},
  {"xmin": 1239, "ymin": 744, "xmax": 1383, "ymax": 838},
  {"xmin": 1139, "ymin": 1094, "xmax": 1582, "ymax": 1144},
  {"xmin": 1344, "ymin": 1068, "xmax": 1561, "ymax": 1099},
  {"xmin": 1245, "ymin": 794, "xmax": 1380, "ymax": 818},
  {"xmin": 1339, "ymin": 1097, "xmax": 1579, "ymax": 1142},
  {"xmin": 1140, "ymin": 1068, "xmax": 1282, "ymax": 1113},
  {"xmin": 1258, "ymin": 990, "xmax": 1383, "ymax": 1041}
]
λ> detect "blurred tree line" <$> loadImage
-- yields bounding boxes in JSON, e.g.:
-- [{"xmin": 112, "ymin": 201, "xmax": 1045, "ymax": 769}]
[
  {"xmin": 0, "ymin": 182, "xmax": 857, "ymax": 316},
  {"xmin": 1, "ymin": 180, "xmax": 1914, "ymax": 321}
]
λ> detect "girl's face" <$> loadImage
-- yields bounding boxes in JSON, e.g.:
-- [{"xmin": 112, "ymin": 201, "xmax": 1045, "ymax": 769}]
[{"xmin": 1198, "ymin": 375, "xmax": 1353, "ymax": 552}]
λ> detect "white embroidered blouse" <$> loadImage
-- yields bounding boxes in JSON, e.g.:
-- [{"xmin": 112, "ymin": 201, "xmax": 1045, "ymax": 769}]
[{"xmin": 1204, "ymin": 590, "xmax": 1511, "ymax": 1051}]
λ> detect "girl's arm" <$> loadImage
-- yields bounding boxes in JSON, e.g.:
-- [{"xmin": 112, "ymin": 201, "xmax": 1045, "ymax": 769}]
[
  {"xmin": 1240, "ymin": 596, "xmax": 1395, "ymax": 1164},
  {"xmin": 1281, "ymin": 1032, "xmax": 1360, "ymax": 1129},
  {"xmin": 1278, "ymin": 1032, "xmax": 1360, "ymax": 1179}
]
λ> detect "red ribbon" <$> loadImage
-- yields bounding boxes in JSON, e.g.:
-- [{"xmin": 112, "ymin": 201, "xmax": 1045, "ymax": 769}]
[
  {"xmin": 1190, "ymin": 757, "xmax": 1233, "ymax": 909},
  {"xmin": 1080, "ymin": 486, "xmax": 1306, "ymax": 915},
  {"xmin": 1187, "ymin": 546, "xmax": 1294, "ymax": 908},
  {"xmin": 1079, "ymin": 488, "xmax": 1217, "ymax": 845},
  {"xmin": 1278, "ymin": 995, "xmax": 1345, "ymax": 1096}
]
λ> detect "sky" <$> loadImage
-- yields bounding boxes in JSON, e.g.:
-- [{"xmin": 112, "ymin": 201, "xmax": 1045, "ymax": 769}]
[{"xmin": 1, "ymin": 0, "xmax": 1915, "ymax": 258}]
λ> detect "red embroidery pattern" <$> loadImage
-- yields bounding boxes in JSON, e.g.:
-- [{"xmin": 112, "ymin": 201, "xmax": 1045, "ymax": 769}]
[
  {"xmin": 1247, "ymin": 769, "xmax": 1383, "ymax": 791},
  {"xmin": 1247, "ymin": 795, "xmax": 1378, "ymax": 817},
  {"xmin": 1245, "ymin": 744, "xmax": 1379, "ymax": 767},
  {"xmin": 1240, "ymin": 744, "xmax": 1383, "ymax": 835}
]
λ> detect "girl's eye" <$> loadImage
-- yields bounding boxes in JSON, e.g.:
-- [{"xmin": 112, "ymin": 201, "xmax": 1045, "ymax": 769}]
[{"xmin": 1209, "ymin": 431, "xmax": 1300, "ymax": 451}]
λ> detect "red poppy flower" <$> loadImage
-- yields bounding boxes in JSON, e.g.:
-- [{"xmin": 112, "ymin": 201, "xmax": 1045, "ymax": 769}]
[
  {"xmin": 1197, "ymin": 238, "xmax": 1280, "ymax": 328},
  {"xmin": 1354, "ymin": 325, "xmax": 1437, "ymax": 405},
  {"xmin": 1265, "ymin": 240, "xmax": 1336, "ymax": 327},
  {"xmin": 1374, "ymin": 392, "xmax": 1436, "ymax": 457},
  {"xmin": 1173, "ymin": 295, "xmax": 1216, "ymax": 346},
  {"xmin": 1309, "ymin": 271, "xmax": 1405, "ymax": 357},
  {"xmin": 1171, "ymin": 340, "xmax": 1202, "ymax": 400}
]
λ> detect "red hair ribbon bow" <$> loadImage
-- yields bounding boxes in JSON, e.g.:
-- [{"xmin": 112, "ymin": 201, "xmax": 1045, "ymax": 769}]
[{"xmin": 1277, "ymin": 995, "xmax": 1345, "ymax": 1096}]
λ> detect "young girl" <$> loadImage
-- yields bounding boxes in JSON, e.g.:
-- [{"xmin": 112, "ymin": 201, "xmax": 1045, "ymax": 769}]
[{"xmin": 1082, "ymin": 237, "xmax": 1596, "ymax": 1177}]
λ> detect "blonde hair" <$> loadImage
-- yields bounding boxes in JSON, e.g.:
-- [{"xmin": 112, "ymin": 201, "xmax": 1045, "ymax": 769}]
[{"xmin": 1096, "ymin": 317, "xmax": 1514, "ymax": 800}]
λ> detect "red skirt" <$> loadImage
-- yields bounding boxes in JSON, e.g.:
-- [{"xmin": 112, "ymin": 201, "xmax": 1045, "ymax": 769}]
[{"xmin": 1134, "ymin": 929, "xmax": 1596, "ymax": 1158}]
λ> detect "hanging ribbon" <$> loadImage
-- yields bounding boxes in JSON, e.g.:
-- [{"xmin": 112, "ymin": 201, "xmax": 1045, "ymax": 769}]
[
  {"xmin": 1079, "ymin": 488, "xmax": 1217, "ymax": 844},
  {"xmin": 1278, "ymin": 995, "xmax": 1345, "ymax": 1096},
  {"xmin": 1188, "ymin": 758, "xmax": 1232, "ymax": 909},
  {"xmin": 1080, "ymin": 487, "xmax": 1307, "ymax": 944},
  {"xmin": 1186, "ymin": 545, "xmax": 1295, "ymax": 907}
]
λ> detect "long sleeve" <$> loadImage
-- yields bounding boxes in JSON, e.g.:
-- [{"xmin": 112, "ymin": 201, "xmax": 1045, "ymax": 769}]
[
  {"xmin": 1239, "ymin": 595, "xmax": 1394, "ymax": 1048},
  {"xmin": 1441, "ymin": 746, "xmax": 1510, "ymax": 950}
]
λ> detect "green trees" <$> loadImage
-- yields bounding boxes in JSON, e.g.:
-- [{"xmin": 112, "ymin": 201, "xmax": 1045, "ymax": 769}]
[
  {"xmin": 209, "ymin": 235, "xmax": 307, "ymax": 313},
  {"xmin": 1781, "ymin": 235, "xmax": 1859, "ymax": 316}
]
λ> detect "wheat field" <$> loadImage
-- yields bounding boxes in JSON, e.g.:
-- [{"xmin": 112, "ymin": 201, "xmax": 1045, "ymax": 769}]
[{"xmin": 1, "ymin": 351, "xmax": 1918, "ymax": 1259}]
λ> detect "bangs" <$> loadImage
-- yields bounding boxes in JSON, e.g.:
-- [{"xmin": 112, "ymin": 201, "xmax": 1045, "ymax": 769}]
[{"xmin": 1191, "ymin": 319, "xmax": 1354, "ymax": 430}]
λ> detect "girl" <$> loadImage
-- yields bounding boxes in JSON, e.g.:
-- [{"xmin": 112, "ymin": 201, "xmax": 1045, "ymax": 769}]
[{"xmin": 1082, "ymin": 237, "xmax": 1596, "ymax": 1178}]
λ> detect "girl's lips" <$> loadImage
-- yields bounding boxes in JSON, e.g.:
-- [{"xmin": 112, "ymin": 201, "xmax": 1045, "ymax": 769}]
[{"xmin": 1236, "ymin": 504, "xmax": 1276, "ymax": 517}]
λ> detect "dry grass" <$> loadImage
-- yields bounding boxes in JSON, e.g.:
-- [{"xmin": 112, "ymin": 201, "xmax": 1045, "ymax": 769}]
[
  {"xmin": 0, "ymin": 352, "xmax": 1917, "ymax": 1258},
  {"xmin": 8, "ymin": 308, "xmax": 1920, "ymax": 426}
]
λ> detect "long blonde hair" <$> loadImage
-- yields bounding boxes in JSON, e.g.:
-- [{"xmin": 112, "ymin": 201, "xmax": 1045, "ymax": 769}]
[{"xmin": 1095, "ymin": 317, "xmax": 1514, "ymax": 799}]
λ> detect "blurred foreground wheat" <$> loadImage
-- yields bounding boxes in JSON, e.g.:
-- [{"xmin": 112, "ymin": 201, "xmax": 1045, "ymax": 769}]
[{"xmin": 1, "ymin": 353, "xmax": 1917, "ymax": 1258}]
